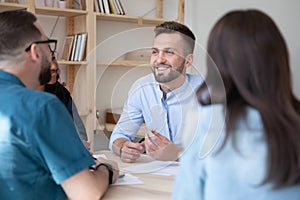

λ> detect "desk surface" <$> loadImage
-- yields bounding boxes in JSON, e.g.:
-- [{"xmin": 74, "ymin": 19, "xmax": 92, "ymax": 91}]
[{"xmin": 95, "ymin": 151, "xmax": 175, "ymax": 200}]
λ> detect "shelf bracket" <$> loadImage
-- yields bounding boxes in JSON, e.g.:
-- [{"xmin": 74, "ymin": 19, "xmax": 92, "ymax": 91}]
[
  {"xmin": 156, "ymin": 0, "xmax": 163, "ymax": 18},
  {"xmin": 137, "ymin": 17, "xmax": 143, "ymax": 26},
  {"xmin": 178, "ymin": 0, "xmax": 185, "ymax": 23}
]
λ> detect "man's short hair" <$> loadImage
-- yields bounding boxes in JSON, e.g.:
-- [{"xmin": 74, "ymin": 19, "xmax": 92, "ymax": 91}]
[
  {"xmin": 154, "ymin": 21, "xmax": 196, "ymax": 54},
  {"xmin": 0, "ymin": 10, "xmax": 41, "ymax": 61}
]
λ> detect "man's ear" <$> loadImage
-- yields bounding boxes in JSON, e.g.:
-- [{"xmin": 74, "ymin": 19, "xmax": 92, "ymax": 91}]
[
  {"xmin": 184, "ymin": 54, "xmax": 193, "ymax": 67},
  {"xmin": 27, "ymin": 44, "xmax": 40, "ymax": 62}
]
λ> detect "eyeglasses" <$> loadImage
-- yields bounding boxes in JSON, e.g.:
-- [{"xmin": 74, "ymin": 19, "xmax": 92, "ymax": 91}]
[
  {"xmin": 25, "ymin": 39, "xmax": 57, "ymax": 55},
  {"xmin": 51, "ymin": 69, "xmax": 60, "ymax": 73},
  {"xmin": 52, "ymin": 51, "xmax": 57, "ymax": 61}
]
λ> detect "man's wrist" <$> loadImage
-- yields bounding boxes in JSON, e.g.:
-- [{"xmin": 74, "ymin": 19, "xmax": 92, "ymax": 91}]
[
  {"xmin": 113, "ymin": 139, "xmax": 127, "ymax": 157},
  {"xmin": 118, "ymin": 140, "xmax": 127, "ymax": 157},
  {"xmin": 90, "ymin": 163, "xmax": 114, "ymax": 184},
  {"xmin": 97, "ymin": 163, "xmax": 114, "ymax": 185}
]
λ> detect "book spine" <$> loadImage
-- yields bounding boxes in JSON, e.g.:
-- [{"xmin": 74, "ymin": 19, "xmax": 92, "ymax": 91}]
[
  {"xmin": 94, "ymin": 0, "xmax": 100, "ymax": 12},
  {"xmin": 98, "ymin": 0, "xmax": 105, "ymax": 13},
  {"xmin": 80, "ymin": 0, "xmax": 86, "ymax": 10},
  {"xmin": 78, "ymin": 33, "xmax": 88, "ymax": 61},
  {"xmin": 109, "ymin": 0, "xmax": 118, "ymax": 15},
  {"xmin": 116, "ymin": 0, "xmax": 125, "ymax": 15},
  {"xmin": 70, "ymin": 34, "xmax": 78, "ymax": 61},
  {"xmin": 102, "ymin": 0, "xmax": 111, "ymax": 14},
  {"xmin": 74, "ymin": 34, "xmax": 82, "ymax": 61},
  {"xmin": 113, "ymin": 0, "xmax": 121, "ymax": 15}
]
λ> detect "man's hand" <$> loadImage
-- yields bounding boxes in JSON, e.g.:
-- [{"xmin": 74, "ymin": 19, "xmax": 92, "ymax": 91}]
[
  {"xmin": 113, "ymin": 139, "xmax": 144, "ymax": 163},
  {"xmin": 120, "ymin": 141, "xmax": 144, "ymax": 163},
  {"xmin": 144, "ymin": 130, "xmax": 182, "ymax": 161}
]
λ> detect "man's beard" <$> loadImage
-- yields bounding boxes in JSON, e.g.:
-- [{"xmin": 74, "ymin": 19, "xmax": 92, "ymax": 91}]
[
  {"xmin": 152, "ymin": 61, "xmax": 185, "ymax": 83},
  {"xmin": 38, "ymin": 53, "xmax": 51, "ymax": 85}
]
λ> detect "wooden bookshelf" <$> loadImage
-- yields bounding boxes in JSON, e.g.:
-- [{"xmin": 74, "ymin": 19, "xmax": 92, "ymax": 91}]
[
  {"xmin": 97, "ymin": 60, "xmax": 149, "ymax": 67},
  {"xmin": 57, "ymin": 60, "xmax": 88, "ymax": 65},
  {"xmin": 0, "ymin": 2, "xmax": 27, "ymax": 12},
  {"xmin": 35, "ymin": 6, "xmax": 87, "ymax": 17},
  {"xmin": 96, "ymin": 13, "xmax": 164, "ymax": 25},
  {"xmin": 143, "ymin": 17, "xmax": 166, "ymax": 25}
]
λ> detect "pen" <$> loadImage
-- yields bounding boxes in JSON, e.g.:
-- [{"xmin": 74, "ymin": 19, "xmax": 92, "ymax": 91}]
[
  {"xmin": 119, "ymin": 173, "xmax": 125, "ymax": 179},
  {"xmin": 147, "ymin": 130, "xmax": 159, "ymax": 146}
]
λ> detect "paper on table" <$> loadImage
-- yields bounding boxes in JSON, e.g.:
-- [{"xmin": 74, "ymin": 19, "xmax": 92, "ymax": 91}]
[
  {"xmin": 93, "ymin": 154, "xmax": 108, "ymax": 159},
  {"xmin": 113, "ymin": 173, "xmax": 144, "ymax": 186},
  {"xmin": 93, "ymin": 154, "xmax": 144, "ymax": 186},
  {"xmin": 150, "ymin": 162, "xmax": 179, "ymax": 176},
  {"xmin": 122, "ymin": 160, "xmax": 179, "ymax": 176}
]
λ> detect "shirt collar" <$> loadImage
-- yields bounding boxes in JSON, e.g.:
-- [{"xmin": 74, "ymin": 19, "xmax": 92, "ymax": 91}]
[
  {"xmin": 158, "ymin": 75, "xmax": 192, "ymax": 100},
  {"xmin": 0, "ymin": 70, "xmax": 25, "ymax": 87}
]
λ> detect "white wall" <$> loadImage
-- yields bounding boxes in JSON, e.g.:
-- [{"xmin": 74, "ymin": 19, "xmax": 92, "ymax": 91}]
[{"xmin": 185, "ymin": 0, "xmax": 300, "ymax": 97}]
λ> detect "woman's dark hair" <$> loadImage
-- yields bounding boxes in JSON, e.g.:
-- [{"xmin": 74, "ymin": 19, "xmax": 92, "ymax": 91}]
[
  {"xmin": 197, "ymin": 9, "xmax": 300, "ymax": 188},
  {"xmin": 154, "ymin": 21, "xmax": 196, "ymax": 55},
  {"xmin": 44, "ymin": 59, "xmax": 72, "ymax": 116}
]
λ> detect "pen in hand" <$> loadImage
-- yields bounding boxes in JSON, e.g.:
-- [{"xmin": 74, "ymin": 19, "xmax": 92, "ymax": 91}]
[{"xmin": 146, "ymin": 129, "xmax": 159, "ymax": 146}]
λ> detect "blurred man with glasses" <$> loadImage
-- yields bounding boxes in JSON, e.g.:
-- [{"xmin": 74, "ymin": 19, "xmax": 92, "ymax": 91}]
[{"xmin": 0, "ymin": 10, "xmax": 118, "ymax": 200}]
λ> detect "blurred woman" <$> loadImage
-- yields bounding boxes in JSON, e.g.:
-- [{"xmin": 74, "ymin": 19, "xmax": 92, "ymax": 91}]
[
  {"xmin": 172, "ymin": 9, "xmax": 300, "ymax": 200},
  {"xmin": 37, "ymin": 58, "xmax": 90, "ymax": 149}
]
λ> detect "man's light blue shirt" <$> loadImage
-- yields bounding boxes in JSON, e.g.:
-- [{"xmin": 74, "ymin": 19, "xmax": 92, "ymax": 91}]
[{"xmin": 109, "ymin": 73, "xmax": 203, "ymax": 149}]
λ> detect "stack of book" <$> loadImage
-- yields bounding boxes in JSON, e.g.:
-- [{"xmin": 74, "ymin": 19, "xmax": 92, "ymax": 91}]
[
  {"xmin": 61, "ymin": 33, "xmax": 88, "ymax": 62},
  {"xmin": 94, "ymin": 0, "xmax": 125, "ymax": 15}
]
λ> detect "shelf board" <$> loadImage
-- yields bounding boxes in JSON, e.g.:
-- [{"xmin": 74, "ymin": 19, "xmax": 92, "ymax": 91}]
[
  {"xmin": 96, "ymin": 13, "xmax": 138, "ymax": 23},
  {"xmin": 35, "ymin": 7, "xmax": 87, "ymax": 17},
  {"xmin": 97, "ymin": 60, "xmax": 150, "ymax": 67},
  {"xmin": 57, "ymin": 60, "xmax": 87, "ymax": 65},
  {"xmin": 0, "ymin": 3, "xmax": 27, "ymax": 12},
  {"xmin": 96, "ymin": 13, "xmax": 164, "ymax": 25},
  {"xmin": 143, "ymin": 17, "xmax": 166, "ymax": 25}
]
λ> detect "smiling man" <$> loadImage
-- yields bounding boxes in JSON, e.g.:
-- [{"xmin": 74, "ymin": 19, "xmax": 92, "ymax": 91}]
[{"xmin": 109, "ymin": 21, "xmax": 203, "ymax": 163}]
